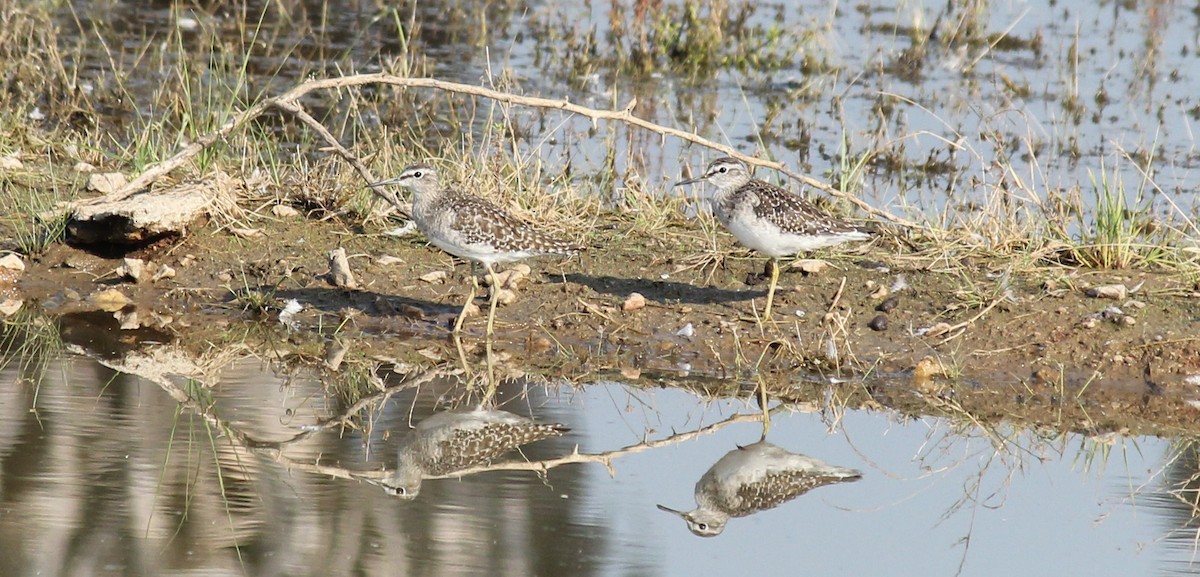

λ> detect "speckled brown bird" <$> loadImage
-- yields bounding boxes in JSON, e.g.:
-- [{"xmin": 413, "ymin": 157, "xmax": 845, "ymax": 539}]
[
  {"xmin": 676, "ymin": 157, "xmax": 872, "ymax": 320},
  {"xmin": 370, "ymin": 164, "xmax": 581, "ymax": 335}
]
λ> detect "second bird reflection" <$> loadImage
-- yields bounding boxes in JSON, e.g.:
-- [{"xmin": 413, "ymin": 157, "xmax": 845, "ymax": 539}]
[
  {"xmin": 381, "ymin": 408, "xmax": 570, "ymax": 499},
  {"xmin": 657, "ymin": 438, "xmax": 862, "ymax": 537}
]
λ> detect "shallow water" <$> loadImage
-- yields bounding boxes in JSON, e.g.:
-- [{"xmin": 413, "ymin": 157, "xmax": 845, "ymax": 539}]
[
  {"xmin": 47, "ymin": 0, "xmax": 1200, "ymax": 221},
  {"xmin": 1, "ymin": 344, "xmax": 1198, "ymax": 576}
]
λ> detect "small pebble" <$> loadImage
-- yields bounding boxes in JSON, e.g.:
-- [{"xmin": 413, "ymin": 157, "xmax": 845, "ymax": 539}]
[
  {"xmin": 271, "ymin": 204, "xmax": 300, "ymax": 218},
  {"xmin": 867, "ymin": 314, "xmax": 888, "ymax": 331},
  {"xmin": 1086, "ymin": 284, "xmax": 1127, "ymax": 300},
  {"xmin": 0, "ymin": 254, "xmax": 25, "ymax": 271},
  {"xmin": 876, "ymin": 296, "xmax": 899, "ymax": 312},
  {"xmin": 623, "ymin": 292, "xmax": 646, "ymax": 311},
  {"xmin": 419, "ymin": 271, "xmax": 447, "ymax": 283}
]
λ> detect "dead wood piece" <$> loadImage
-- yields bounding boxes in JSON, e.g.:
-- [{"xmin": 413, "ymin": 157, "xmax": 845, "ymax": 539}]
[{"xmin": 69, "ymin": 171, "xmax": 240, "ymax": 246}]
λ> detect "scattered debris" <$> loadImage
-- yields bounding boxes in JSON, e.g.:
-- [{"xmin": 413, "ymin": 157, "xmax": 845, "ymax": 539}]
[
  {"xmin": 416, "ymin": 347, "xmax": 443, "ymax": 361},
  {"xmin": 0, "ymin": 155, "xmax": 23, "ymax": 170},
  {"xmin": 419, "ymin": 270, "xmax": 447, "ymax": 283},
  {"xmin": 867, "ymin": 314, "xmax": 888, "ymax": 331},
  {"xmin": 914, "ymin": 356, "xmax": 946, "ymax": 382},
  {"xmin": 488, "ymin": 268, "xmax": 527, "ymax": 290},
  {"xmin": 889, "ymin": 274, "xmax": 908, "ymax": 292},
  {"xmin": 152, "ymin": 265, "xmax": 176, "ymax": 282},
  {"xmin": 0, "ymin": 254, "xmax": 25, "ymax": 271},
  {"xmin": 791, "ymin": 259, "xmax": 828, "ymax": 274},
  {"xmin": 271, "ymin": 204, "xmax": 300, "ymax": 218},
  {"xmin": 279, "ymin": 299, "xmax": 302, "ymax": 330},
  {"xmin": 116, "ymin": 258, "xmax": 145, "ymax": 282},
  {"xmin": 921, "ymin": 322, "xmax": 953, "ymax": 338},
  {"xmin": 229, "ymin": 227, "xmax": 263, "ymax": 238},
  {"xmin": 1031, "ymin": 366, "xmax": 1061, "ymax": 385},
  {"xmin": 1086, "ymin": 284, "xmax": 1127, "ymax": 300},
  {"xmin": 492, "ymin": 288, "xmax": 517, "ymax": 306},
  {"xmin": 88, "ymin": 289, "xmax": 130, "ymax": 312},
  {"xmin": 73, "ymin": 161, "xmax": 96, "ymax": 172},
  {"xmin": 87, "ymin": 172, "xmax": 128, "ymax": 194},
  {"xmin": 857, "ymin": 260, "xmax": 890, "ymax": 272},
  {"xmin": 114, "ymin": 309, "xmax": 140, "ymax": 330},
  {"xmin": 676, "ymin": 323, "xmax": 695, "ymax": 337},
  {"xmin": 623, "ymin": 292, "xmax": 647, "ymax": 311},
  {"xmin": 376, "ymin": 255, "xmax": 405, "ymax": 266},
  {"xmin": 324, "ymin": 340, "xmax": 347, "ymax": 370},
  {"xmin": 327, "ymin": 247, "xmax": 357, "ymax": 289},
  {"xmin": 0, "ymin": 299, "xmax": 22, "ymax": 316},
  {"xmin": 399, "ymin": 304, "xmax": 424, "ymax": 319},
  {"xmin": 527, "ymin": 336, "xmax": 553, "ymax": 354}
]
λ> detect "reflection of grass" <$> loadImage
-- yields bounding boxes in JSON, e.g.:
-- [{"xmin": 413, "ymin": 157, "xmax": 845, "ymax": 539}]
[{"xmin": 0, "ymin": 308, "xmax": 65, "ymax": 404}]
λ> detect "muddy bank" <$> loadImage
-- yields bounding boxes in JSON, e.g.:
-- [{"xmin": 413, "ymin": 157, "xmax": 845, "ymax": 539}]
[{"xmin": 7, "ymin": 215, "xmax": 1200, "ymax": 437}]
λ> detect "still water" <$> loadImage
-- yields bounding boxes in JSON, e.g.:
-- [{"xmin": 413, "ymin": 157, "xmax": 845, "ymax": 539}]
[
  {"xmin": 51, "ymin": 0, "xmax": 1200, "ymax": 218},
  {"xmin": 1, "ymin": 349, "xmax": 1197, "ymax": 576}
]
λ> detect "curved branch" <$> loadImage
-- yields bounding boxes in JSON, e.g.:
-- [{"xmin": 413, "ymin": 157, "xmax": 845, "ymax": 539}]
[{"xmin": 83, "ymin": 74, "xmax": 916, "ymax": 228}]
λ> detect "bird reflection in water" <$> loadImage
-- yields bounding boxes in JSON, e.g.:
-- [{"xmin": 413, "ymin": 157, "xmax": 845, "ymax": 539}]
[
  {"xmin": 380, "ymin": 407, "xmax": 570, "ymax": 499},
  {"xmin": 657, "ymin": 436, "xmax": 861, "ymax": 536}
]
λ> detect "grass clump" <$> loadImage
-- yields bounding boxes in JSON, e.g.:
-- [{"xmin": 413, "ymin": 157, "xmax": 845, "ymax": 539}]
[{"xmin": 1068, "ymin": 159, "xmax": 1179, "ymax": 269}]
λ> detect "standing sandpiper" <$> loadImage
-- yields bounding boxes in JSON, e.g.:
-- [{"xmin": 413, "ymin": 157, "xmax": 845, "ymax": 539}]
[
  {"xmin": 380, "ymin": 407, "xmax": 570, "ymax": 499},
  {"xmin": 676, "ymin": 157, "xmax": 872, "ymax": 321},
  {"xmin": 370, "ymin": 164, "xmax": 582, "ymax": 336},
  {"xmin": 656, "ymin": 439, "xmax": 862, "ymax": 537}
]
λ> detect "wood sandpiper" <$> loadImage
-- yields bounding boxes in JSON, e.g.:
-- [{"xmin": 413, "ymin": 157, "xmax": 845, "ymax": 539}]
[
  {"xmin": 380, "ymin": 408, "xmax": 570, "ymax": 499},
  {"xmin": 370, "ymin": 164, "xmax": 582, "ymax": 336},
  {"xmin": 656, "ymin": 439, "xmax": 861, "ymax": 536},
  {"xmin": 676, "ymin": 157, "xmax": 872, "ymax": 321}
]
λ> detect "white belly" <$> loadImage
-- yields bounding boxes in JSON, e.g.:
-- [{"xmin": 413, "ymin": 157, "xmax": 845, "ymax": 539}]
[{"xmin": 722, "ymin": 215, "xmax": 869, "ymax": 258}]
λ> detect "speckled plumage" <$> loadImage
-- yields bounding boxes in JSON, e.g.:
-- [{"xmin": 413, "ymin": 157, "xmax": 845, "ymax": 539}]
[
  {"xmin": 678, "ymin": 157, "xmax": 871, "ymax": 257},
  {"xmin": 657, "ymin": 440, "xmax": 862, "ymax": 537},
  {"xmin": 370, "ymin": 164, "xmax": 582, "ymax": 334},
  {"xmin": 372, "ymin": 164, "xmax": 581, "ymax": 266},
  {"xmin": 677, "ymin": 157, "xmax": 873, "ymax": 319},
  {"xmin": 380, "ymin": 408, "xmax": 570, "ymax": 499}
]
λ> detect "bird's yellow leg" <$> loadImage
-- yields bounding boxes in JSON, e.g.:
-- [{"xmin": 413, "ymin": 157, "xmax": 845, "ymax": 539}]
[
  {"xmin": 485, "ymin": 263, "xmax": 501, "ymax": 339},
  {"xmin": 453, "ymin": 275, "xmax": 478, "ymax": 335},
  {"xmin": 761, "ymin": 258, "xmax": 780, "ymax": 323}
]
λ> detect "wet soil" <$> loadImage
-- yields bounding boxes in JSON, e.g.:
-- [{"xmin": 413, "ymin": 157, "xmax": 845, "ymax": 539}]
[{"xmin": 14, "ymin": 215, "xmax": 1200, "ymax": 437}]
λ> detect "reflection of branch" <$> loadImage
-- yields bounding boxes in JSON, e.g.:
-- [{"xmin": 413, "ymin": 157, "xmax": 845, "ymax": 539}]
[
  {"xmin": 268, "ymin": 364, "xmax": 457, "ymax": 446},
  {"xmin": 354, "ymin": 407, "xmax": 784, "ymax": 484},
  {"xmin": 82, "ymin": 74, "xmax": 915, "ymax": 228}
]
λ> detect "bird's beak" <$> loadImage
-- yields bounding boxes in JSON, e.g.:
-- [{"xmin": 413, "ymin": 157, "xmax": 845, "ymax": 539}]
[
  {"xmin": 368, "ymin": 176, "xmax": 403, "ymax": 187},
  {"xmin": 656, "ymin": 504, "xmax": 687, "ymax": 518},
  {"xmin": 675, "ymin": 175, "xmax": 705, "ymax": 187},
  {"xmin": 365, "ymin": 179, "xmax": 407, "ymax": 212}
]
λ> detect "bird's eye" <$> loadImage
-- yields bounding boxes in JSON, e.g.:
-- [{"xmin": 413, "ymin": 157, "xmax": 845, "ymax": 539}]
[
  {"xmin": 697, "ymin": 523, "xmax": 708, "ymax": 531},
  {"xmin": 413, "ymin": 171, "xmax": 423, "ymax": 178},
  {"xmin": 396, "ymin": 487, "xmax": 407, "ymax": 496},
  {"xmin": 718, "ymin": 167, "xmax": 728, "ymax": 173}
]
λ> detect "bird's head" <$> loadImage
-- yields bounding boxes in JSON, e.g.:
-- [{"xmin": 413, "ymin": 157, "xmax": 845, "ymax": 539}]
[
  {"xmin": 675, "ymin": 157, "xmax": 751, "ymax": 190},
  {"xmin": 656, "ymin": 504, "xmax": 728, "ymax": 537}
]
